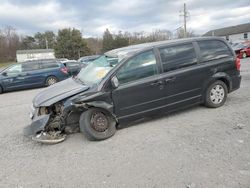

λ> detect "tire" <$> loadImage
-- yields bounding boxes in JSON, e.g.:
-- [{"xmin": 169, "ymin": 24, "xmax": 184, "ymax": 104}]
[
  {"xmin": 204, "ymin": 80, "xmax": 228, "ymax": 108},
  {"xmin": 0, "ymin": 85, "xmax": 3, "ymax": 94},
  {"xmin": 242, "ymin": 52, "xmax": 247, "ymax": 58},
  {"xmin": 79, "ymin": 108, "xmax": 116, "ymax": 141},
  {"xmin": 46, "ymin": 76, "xmax": 58, "ymax": 86}
]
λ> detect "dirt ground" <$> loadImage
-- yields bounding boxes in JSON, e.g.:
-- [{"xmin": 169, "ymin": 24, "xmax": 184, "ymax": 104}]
[{"xmin": 0, "ymin": 59, "xmax": 249, "ymax": 188}]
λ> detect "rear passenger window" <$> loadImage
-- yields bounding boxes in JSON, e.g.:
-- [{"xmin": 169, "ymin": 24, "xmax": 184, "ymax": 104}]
[
  {"xmin": 40, "ymin": 61, "xmax": 59, "ymax": 69},
  {"xmin": 198, "ymin": 40, "xmax": 232, "ymax": 62},
  {"xmin": 159, "ymin": 43, "xmax": 196, "ymax": 72},
  {"xmin": 22, "ymin": 62, "xmax": 39, "ymax": 71}
]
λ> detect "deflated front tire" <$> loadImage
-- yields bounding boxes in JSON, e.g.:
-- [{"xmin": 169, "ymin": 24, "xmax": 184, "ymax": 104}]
[{"xmin": 79, "ymin": 108, "xmax": 117, "ymax": 141}]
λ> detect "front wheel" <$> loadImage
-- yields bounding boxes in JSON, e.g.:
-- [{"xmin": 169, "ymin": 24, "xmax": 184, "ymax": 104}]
[
  {"xmin": 204, "ymin": 80, "xmax": 228, "ymax": 108},
  {"xmin": 46, "ymin": 76, "xmax": 58, "ymax": 86},
  {"xmin": 79, "ymin": 108, "xmax": 116, "ymax": 141}
]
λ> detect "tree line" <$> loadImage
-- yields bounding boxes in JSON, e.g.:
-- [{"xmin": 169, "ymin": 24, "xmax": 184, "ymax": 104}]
[{"xmin": 0, "ymin": 26, "xmax": 197, "ymax": 62}]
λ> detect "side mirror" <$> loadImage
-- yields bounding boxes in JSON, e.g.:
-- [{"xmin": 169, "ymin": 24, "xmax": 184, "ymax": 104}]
[
  {"xmin": 2, "ymin": 72, "xmax": 7, "ymax": 76},
  {"xmin": 111, "ymin": 76, "xmax": 119, "ymax": 88}
]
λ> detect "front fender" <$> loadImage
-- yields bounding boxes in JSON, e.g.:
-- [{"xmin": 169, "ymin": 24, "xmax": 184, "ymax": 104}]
[
  {"xmin": 85, "ymin": 101, "xmax": 114, "ymax": 113},
  {"xmin": 63, "ymin": 99, "xmax": 115, "ymax": 118}
]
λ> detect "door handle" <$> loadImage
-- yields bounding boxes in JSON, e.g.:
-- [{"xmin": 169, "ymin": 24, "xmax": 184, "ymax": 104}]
[
  {"xmin": 165, "ymin": 77, "xmax": 176, "ymax": 83},
  {"xmin": 150, "ymin": 80, "xmax": 163, "ymax": 86},
  {"xmin": 19, "ymin": 73, "xmax": 28, "ymax": 76}
]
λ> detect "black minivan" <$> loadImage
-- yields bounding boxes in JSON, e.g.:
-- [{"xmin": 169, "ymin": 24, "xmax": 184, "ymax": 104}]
[{"xmin": 24, "ymin": 37, "xmax": 241, "ymax": 143}]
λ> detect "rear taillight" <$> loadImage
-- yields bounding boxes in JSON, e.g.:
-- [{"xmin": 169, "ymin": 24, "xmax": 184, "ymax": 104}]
[
  {"xmin": 235, "ymin": 57, "xmax": 241, "ymax": 71},
  {"xmin": 60, "ymin": 67, "xmax": 68, "ymax": 74}
]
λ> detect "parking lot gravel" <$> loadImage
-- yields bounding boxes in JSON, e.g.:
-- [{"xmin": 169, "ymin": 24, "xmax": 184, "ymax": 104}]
[{"xmin": 0, "ymin": 59, "xmax": 250, "ymax": 188}]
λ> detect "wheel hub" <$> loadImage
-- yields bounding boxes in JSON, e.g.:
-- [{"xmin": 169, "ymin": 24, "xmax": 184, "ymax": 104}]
[
  {"xmin": 90, "ymin": 112, "xmax": 108, "ymax": 132},
  {"xmin": 210, "ymin": 84, "xmax": 225, "ymax": 104},
  {"xmin": 48, "ymin": 78, "xmax": 56, "ymax": 85}
]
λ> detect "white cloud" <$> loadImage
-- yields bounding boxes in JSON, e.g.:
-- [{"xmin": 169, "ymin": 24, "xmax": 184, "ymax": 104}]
[
  {"xmin": 0, "ymin": 0, "xmax": 249, "ymax": 36},
  {"xmin": 188, "ymin": 5, "xmax": 250, "ymax": 33},
  {"xmin": 0, "ymin": 1, "xmax": 81, "ymax": 33}
]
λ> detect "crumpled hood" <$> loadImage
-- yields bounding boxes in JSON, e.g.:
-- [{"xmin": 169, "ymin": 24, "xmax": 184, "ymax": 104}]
[{"xmin": 33, "ymin": 77, "xmax": 89, "ymax": 107}]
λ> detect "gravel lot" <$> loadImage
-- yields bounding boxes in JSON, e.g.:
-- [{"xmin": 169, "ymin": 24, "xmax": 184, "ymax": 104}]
[{"xmin": 0, "ymin": 59, "xmax": 250, "ymax": 188}]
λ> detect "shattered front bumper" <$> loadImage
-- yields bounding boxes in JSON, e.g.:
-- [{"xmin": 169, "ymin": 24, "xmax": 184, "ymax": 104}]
[
  {"xmin": 23, "ymin": 107, "xmax": 50, "ymax": 136},
  {"xmin": 23, "ymin": 106, "xmax": 68, "ymax": 144}
]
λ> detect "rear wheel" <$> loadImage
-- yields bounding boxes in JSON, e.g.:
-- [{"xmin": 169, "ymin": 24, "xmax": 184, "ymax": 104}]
[
  {"xmin": 79, "ymin": 108, "xmax": 116, "ymax": 141},
  {"xmin": 204, "ymin": 80, "xmax": 228, "ymax": 108},
  {"xmin": 46, "ymin": 76, "xmax": 58, "ymax": 86},
  {"xmin": 242, "ymin": 52, "xmax": 247, "ymax": 58}
]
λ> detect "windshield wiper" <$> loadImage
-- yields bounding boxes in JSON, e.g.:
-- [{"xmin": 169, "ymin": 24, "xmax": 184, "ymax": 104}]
[{"xmin": 74, "ymin": 76, "xmax": 85, "ymax": 84}]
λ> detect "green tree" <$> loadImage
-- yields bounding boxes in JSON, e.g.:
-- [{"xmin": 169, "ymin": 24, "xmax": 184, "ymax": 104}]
[
  {"xmin": 34, "ymin": 31, "xmax": 56, "ymax": 49},
  {"xmin": 19, "ymin": 36, "xmax": 37, "ymax": 50},
  {"xmin": 113, "ymin": 31, "xmax": 129, "ymax": 49},
  {"xmin": 102, "ymin": 29, "xmax": 114, "ymax": 52},
  {"xmin": 54, "ymin": 28, "xmax": 90, "ymax": 59}
]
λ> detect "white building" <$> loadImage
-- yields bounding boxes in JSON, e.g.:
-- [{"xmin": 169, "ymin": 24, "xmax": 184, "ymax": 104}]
[
  {"xmin": 203, "ymin": 23, "xmax": 250, "ymax": 43},
  {"xmin": 16, "ymin": 49, "xmax": 55, "ymax": 62}
]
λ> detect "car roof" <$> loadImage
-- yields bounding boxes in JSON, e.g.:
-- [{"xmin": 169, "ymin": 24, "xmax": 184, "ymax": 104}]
[
  {"xmin": 78, "ymin": 55, "xmax": 100, "ymax": 61},
  {"xmin": 24, "ymin": 59, "xmax": 60, "ymax": 63},
  {"xmin": 62, "ymin": 60, "xmax": 78, "ymax": 63},
  {"xmin": 104, "ymin": 37, "xmax": 227, "ymax": 60}
]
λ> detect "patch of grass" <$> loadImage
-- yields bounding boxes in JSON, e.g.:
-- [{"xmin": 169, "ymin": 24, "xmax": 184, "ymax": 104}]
[{"xmin": 0, "ymin": 62, "xmax": 15, "ymax": 68}]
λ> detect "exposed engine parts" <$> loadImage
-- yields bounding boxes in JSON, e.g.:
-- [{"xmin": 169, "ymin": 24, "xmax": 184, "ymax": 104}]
[{"xmin": 32, "ymin": 102, "xmax": 83, "ymax": 144}]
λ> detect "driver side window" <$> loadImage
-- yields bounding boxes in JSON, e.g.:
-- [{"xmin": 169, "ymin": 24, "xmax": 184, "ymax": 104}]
[
  {"xmin": 116, "ymin": 50, "xmax": 158, "ymax": 84},
  {"xmin": 5, "ymin": 64, "xmax": 22, "ymax": 75}
]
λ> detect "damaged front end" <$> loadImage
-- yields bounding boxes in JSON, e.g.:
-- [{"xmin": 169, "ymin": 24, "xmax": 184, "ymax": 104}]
[{"xmin": 24, "ymin": 101, "xmax": 82, "ymax": 144}]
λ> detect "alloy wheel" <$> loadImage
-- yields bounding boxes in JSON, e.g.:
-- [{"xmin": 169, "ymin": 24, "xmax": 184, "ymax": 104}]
[{"xmin": 47, "ymin": 77, "xmax": 57, "ymax": 86}]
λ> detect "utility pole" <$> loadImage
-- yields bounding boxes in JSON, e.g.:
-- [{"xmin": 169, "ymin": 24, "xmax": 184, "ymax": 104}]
[
  {"xmin": 180, "ymin": 3, "xmax": 188, "ymax": 38},
  {"xmin": 78, "ymin": 50, "xmax": 81, "ymax": 59},
  {"xmin": 183, "ymin": 3, "xmax": 187, "ymax": 38},
  {"xmin": 45, "ymin": 36, "xmax": 48, "ymax": 49}
]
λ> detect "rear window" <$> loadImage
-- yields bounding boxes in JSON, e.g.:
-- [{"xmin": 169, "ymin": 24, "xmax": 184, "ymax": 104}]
[
  {"xmin": 159, "ymin": 43, "xmax": 197, "ymax": 72},
  {"xmin": 40, "ymin": 61, "xmax": 60, "ymax": 69},
  {"xmin": 198, "ymin": 40, "xmax": 232, "ymax": 62}
]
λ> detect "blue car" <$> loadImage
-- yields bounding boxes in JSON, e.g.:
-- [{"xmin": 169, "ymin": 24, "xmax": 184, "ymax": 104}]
[
  {"xmin": 0, "ymin": 59, "xmax": 69, "ymax": 93},
  {"xmin": 78, "ymin": 55, "xmax": 100, "ymax": 67}
]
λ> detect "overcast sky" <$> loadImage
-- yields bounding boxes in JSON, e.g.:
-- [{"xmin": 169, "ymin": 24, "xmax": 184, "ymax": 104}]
[{"xmin": 0, "ymin": 0, "xmax": 250, "ymax": 37}]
